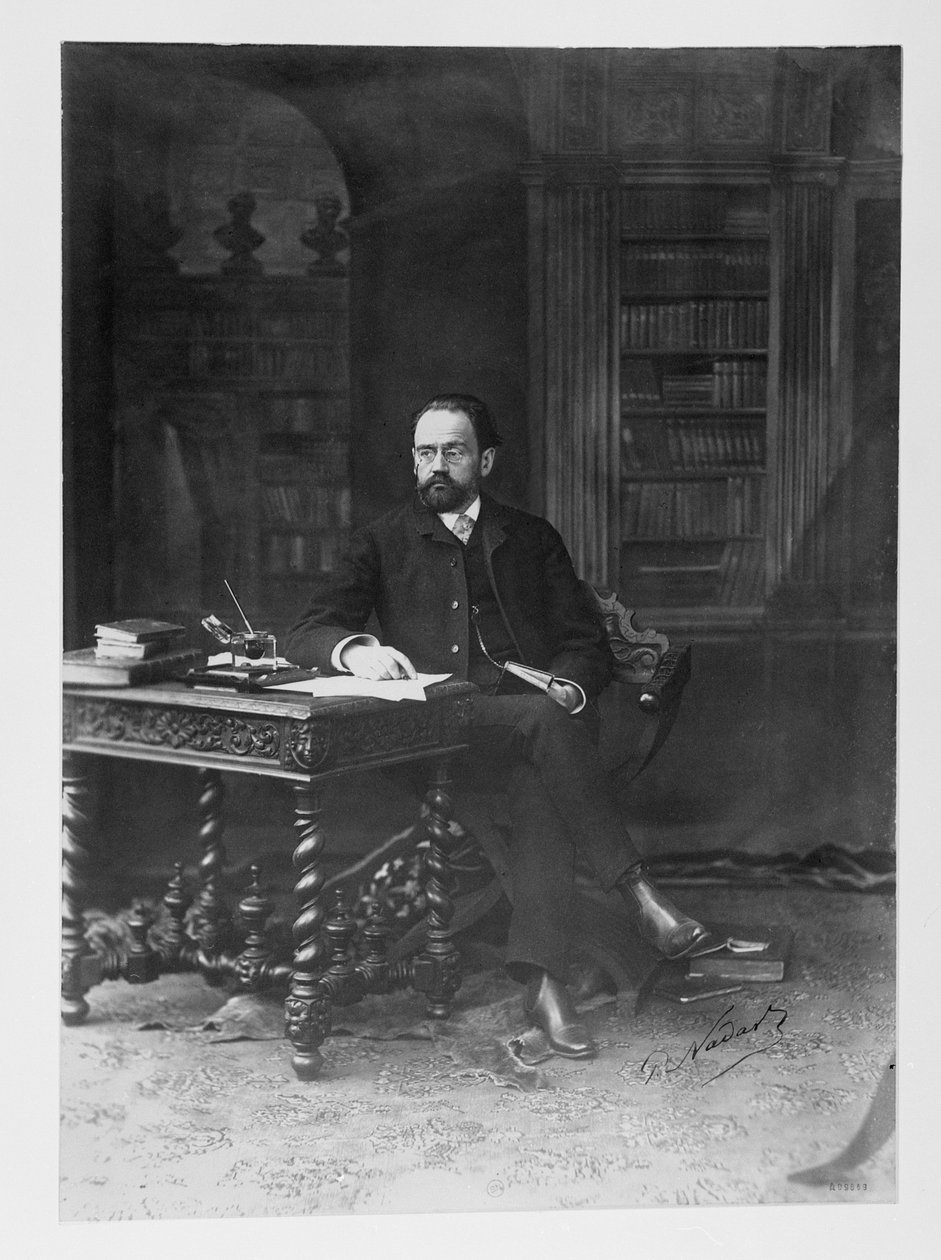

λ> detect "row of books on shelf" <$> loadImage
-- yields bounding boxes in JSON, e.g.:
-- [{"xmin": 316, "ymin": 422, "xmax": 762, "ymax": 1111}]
[
  {"xmin": 261, "ymin": 429, "xmax": 349, "ymax": 457},
  {"xmin": 264, "ymin": 530, "xmax": 345, "ymax": 575},
  {"xmin": 620, "ymin": 190, "xmax": 768, "ymax": 234},
  {"xmin": 716, "ymin": 539, "xmax": 765, "ymax": 606},
  {"xmin": 621, "ymin": 476, "xmax": 764, "ymax": 538},
  {"xmin": 133, "ymin": 309, "xmax": 346, "ymax": 341},
  {"xmin": 189, "ymin": 342, "xmax": 349, "ymax": 382},
  {"xmin": 622, "ymin": 419, "xmax": 764, "ymax": 471},
  {"xmin": 259, "ymin": 446, "xmax": 350, "ymax": 482},
  {"xmin": 620, "ymin": 242, "xmax": 769, "ymax": 291},
  {"xmin": 620, "ymin": 300, "xmax": 768, "ymax": 351},
  {"xmin": 263, "ymin": 396, "xmax": 349, "ymax": 437},
  {"xmin": 261, "ymin": 484, "xmax": 352, "ymax": 528},
  {"xmin": 621, "ymin": 359, "xmax": 766, "ymax": 408},
  {"xmin": 623, "ymin": 538, "xmax": 766, "ymax": 609}
]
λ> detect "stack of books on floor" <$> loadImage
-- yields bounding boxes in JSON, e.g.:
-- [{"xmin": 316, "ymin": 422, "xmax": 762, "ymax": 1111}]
[
  {"xmin": 652, "ymin": 923, "xmax": 793, "ymax": 1003},
  {"xmin": 684, "ymin": 924, "xmax": 793, "ymax": 981},
  {"xmin": 63, "ymin": 619, "xmax": 207, "ymax": 686}
]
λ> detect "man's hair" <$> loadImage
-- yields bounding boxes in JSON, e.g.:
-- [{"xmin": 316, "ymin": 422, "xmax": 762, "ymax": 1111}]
[{"xmin": 411, "ymin": 393, "xmax": 504, "ymax": 452}]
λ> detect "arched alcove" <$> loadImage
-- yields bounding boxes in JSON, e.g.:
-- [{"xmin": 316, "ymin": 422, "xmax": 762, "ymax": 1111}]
[
  {"xmin": 108, "ymin": 62, "xmax": 353, "ymax": 637},
  {"xmin": 163, "ymin": 77, "xmax": 350, "ymax": 275}
]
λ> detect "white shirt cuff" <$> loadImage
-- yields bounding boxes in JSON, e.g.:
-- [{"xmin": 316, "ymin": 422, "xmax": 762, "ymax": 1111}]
[
  {"xmin": 331, "ymin": 633, "xmax": 380, "ymax": 672},
  {"xmin": 556, "ymin": 677, "xmax": 587, "ymax": 715}
]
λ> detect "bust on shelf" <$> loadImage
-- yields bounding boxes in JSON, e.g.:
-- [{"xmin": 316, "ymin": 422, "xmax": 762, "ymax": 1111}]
[{"xmin": 300, "ymin": 193, "xmax": 350, "ymax": 275}]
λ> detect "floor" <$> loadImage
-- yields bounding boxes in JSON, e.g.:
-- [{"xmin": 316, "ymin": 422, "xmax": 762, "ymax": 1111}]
[{"xmin": 59, "ymin": 884, "xmax": 896, "ymax": 1221}]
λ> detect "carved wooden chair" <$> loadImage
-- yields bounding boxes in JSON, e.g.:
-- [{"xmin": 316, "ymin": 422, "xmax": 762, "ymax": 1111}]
[{"xmin": 334, "ymin": 589, "xmax": 692, "ymax": 991}]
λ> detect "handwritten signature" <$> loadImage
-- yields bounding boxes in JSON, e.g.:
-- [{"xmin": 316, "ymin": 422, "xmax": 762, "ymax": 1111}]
[{"xmin": 640, "ymin": 1002, "xmax": 788, "ymax": 1087}]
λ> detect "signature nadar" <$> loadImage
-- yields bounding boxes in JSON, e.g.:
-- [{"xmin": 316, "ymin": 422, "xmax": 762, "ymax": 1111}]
[{"xmin": 641, "ymin": 1002, "xmax": 788, "ymax": 1087}]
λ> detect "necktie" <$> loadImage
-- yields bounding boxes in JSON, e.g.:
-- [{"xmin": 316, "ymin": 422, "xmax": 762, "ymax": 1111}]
[{"xmin": 450, "ymin": 513, "xmax": 475, "ymax": 545}]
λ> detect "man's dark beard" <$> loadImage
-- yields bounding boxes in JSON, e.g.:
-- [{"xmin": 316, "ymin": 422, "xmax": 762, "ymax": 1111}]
[{"xmin": 417, "ymin": 471, "xmax": 479, "ymax": 514}]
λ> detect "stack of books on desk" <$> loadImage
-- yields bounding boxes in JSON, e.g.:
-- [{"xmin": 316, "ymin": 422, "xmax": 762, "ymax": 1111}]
[{"xmin": 63, "ymin": 619, "xmax": 207, "ymax": 686}]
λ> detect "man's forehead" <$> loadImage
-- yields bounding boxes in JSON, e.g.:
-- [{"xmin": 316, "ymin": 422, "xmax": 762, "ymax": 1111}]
[{"xmin": 413, "ymin": 409, "xmax": 475, "ymax": 446}]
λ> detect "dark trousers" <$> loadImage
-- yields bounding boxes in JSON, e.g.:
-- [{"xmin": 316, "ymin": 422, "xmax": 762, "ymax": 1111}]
[{"xmin": 464, "ymin": 691, "xmax": 643, "ymax": 983}]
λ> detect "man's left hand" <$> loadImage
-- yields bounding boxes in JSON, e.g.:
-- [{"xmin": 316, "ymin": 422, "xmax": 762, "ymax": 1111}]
[{"xmin": 547, "ymin": 680, "xmax": 581, "ymax": 713}]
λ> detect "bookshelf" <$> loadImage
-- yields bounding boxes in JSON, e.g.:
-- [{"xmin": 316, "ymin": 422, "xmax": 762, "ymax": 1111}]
[
  {"xmin": 114, "ymin": 275, "xmax": 350, "ymax": 634},
  {"xmin": 256, "ymin": 394, "xmax": 351, "ymax": 615},
  {"xmin": 617, "ymin": 185, "xmax": 771, "ymax": 614},
  {"xmin": 518, "ymin": 48, "xmax": 879, "ymax": 634}
]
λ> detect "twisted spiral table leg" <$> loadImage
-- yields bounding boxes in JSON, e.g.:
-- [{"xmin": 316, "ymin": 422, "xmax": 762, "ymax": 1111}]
[
  {"xmin": 195, "ymin": 768, "xmax": 230, "ymax": 976},
  {"xmin": 413, "ymin": 757, "xmax": 463, "ymax": 1019},
  {"xmin": 61, "ymin": 753, "xmax": 94, "ymax": 1025},
  {"xmin": 285, "ymin": 783, "xmax": 330, "ymax": 1080}
]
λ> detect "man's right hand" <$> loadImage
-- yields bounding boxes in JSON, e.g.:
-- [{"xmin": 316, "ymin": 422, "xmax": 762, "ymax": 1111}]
[{"xmin": 339, "ymin": 642, "xmax": 418, "ymax": 680}]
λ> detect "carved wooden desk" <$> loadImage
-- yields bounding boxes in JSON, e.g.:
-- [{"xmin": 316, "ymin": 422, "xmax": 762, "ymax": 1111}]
[{"xmin": 62, "ymin": 678, "xmax": 476, "ymax": 1079}]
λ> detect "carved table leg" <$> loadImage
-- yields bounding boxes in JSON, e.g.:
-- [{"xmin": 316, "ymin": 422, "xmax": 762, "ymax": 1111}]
[
  {"xmin": 412, "ymin": 757, "xmax": 463, "ymax": 1019},
  {"xmin": 234, "ymin": 864, "xmax": 277, "ymax": 992},
  {"xmin": 61, "ymin": 752, "xmax": 94, "ymax": 1025},
  {"xmin": 285, "ymin": 783, "xmax": 331, "ymax": 1080},
  {"xmin": 195, "ymin": 767, "xmax": 231, "ymax": 979}
]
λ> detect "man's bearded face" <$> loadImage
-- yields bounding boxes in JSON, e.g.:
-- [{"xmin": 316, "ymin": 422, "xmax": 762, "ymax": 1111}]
[{"xmin": 413, "ymin": 409, "xmax": 492, "ymax": 513}]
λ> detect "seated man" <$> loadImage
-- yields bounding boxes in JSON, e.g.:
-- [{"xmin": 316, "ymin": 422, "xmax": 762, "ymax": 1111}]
[{"xmin": 286, "ymin": 393, "xmax": 708, "ymax": 1059}]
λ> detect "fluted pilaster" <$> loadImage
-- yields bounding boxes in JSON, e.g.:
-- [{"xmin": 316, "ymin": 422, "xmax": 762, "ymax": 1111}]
[
  {"xmin": 769, "ymin": 159, "xmax": 841, "ymax": 602},
  {"xmin": 541, "ymin": 175, "xmax": 617, "ymax": 585}
]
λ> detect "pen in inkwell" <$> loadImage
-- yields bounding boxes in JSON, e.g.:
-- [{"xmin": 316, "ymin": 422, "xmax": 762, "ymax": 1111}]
[{"xmin": 225, "ymin": 578, "xmax": 254, "ymax": 633}]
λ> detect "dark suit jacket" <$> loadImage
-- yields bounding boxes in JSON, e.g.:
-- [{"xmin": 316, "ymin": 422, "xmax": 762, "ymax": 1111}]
[{"xmin": 285, "ymin": 492, "xmax": 614, "ymax": 701}]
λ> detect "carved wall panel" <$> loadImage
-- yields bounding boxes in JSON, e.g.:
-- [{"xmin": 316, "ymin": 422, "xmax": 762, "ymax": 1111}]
[
  {"xmin": 560, "ymin": 50, "xmax": 607, "ymax": 151},
  {"xmin": 697, "ymin": 79, "xmax": 771, "ymax": 148},
  {"xmin": 781, "ymin": 54, "xmax": 832, "ymax": 153},
  {"xmin": 610, "ymin": 82, "xmax": 693, "ymax": 149}
]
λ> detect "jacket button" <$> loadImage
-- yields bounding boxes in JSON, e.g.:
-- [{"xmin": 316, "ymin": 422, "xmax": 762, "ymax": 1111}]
[
  {"xmin": 451, "ymin": 600, "xmax": 459, "ymax": 610},
  {"xmin": 450, "ymin": 644, "xmax": 460, "ymax": 654},
  {"xmin": 449, "ymin": 557, "xmax": 458, "ymax": 567}
]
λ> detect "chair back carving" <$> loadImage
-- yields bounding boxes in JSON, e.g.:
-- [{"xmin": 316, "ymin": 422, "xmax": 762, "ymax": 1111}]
[{"xmin": 588, "ymin": 586, "xmax": 670, "ymax": 685}]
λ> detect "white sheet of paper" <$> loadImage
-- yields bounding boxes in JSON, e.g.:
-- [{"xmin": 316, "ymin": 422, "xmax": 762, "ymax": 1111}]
[{"xmin": 265, "ymin": 672, "xmax": 453, "ymax": 702}]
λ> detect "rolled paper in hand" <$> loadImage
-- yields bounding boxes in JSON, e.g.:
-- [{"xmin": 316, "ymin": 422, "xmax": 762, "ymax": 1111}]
[{"xmin": 500, "ymin": 661, "xmax": 556, "ymax": 693}]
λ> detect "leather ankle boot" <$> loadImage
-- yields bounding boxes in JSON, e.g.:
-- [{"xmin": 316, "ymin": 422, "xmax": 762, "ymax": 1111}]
[
  {"xmin": 523, "ymin": 970, "xmax": 596, "ymax": 1059},
  {"xmin": 619, "ymin": 866, "xmax": 709, "ymax": 959}
]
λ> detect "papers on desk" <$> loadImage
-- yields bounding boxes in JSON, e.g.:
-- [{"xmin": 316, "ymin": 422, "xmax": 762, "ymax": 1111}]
[
  {"xmin": 203, "ymin": 654, "xmax": 452, "ymax": 701},
  {"xmin": 266, "ymin": 672, "xmax": 453, "ymax": 702}
]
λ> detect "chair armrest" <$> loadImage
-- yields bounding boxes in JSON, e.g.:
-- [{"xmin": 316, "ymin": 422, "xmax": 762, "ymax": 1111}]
[{"xmin": 638, "ymin": 643, "xmax": 692, "ymax": 714}]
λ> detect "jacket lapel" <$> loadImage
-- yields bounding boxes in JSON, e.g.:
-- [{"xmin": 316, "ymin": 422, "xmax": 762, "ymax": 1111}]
[
  {"xmin": 479, "ymin": 492, "xmax": 510, "ymax": 562},
  {"xmin": 411, "ymin": 495, "xmax": 460, "ymax": 546},
  {"xmin": 412, "ymin": 491, "xmax": 513, "ymax": 553}
]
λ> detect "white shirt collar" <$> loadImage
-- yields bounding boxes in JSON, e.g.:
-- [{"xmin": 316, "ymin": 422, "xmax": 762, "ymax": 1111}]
[{"xmin": 438, "ymin": 495, "xmax": 481, "ymax": 529}]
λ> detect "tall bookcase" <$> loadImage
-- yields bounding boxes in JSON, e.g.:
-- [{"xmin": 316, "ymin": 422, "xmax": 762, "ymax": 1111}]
[
  {"xmin": 617, "ymin": 184, "xmax": 770, "ymax": 613},
  {"xmin": 113, "ymin": 275, "xmax": 350, "ymax": 634},
  {"xmin": 517, "ymin": 48, "xmax": 868, "ymax": 634}
]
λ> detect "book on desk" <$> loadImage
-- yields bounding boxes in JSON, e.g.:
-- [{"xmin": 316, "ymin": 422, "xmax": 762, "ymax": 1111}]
[
  {"xmin": 63, "ymin": 646, "xmax": 208, "ymax": 686},
  {"xmin": 65, "ymin": 618, "xmax": 206, "ymax": 686}
]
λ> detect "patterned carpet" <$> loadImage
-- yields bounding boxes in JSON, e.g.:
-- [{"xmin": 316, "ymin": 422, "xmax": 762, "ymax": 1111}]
[{"xmin": 59, "ymin": 885, "xmax": 896, "ymax": 1219}]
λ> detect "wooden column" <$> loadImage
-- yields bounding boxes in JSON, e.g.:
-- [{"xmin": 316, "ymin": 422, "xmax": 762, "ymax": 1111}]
[
  {"xmin": 538, "ymin": 168, "xmax": 618, "ymax": 587},
  {"xmin": 767, "ymin": 157, "xmax": 843, "ymax": 609}
]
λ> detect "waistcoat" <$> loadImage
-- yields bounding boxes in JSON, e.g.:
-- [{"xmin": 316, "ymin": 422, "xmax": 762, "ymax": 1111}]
[{"xmin": 461, "ymin": 518, "xmax": 515, "ymax": 689}]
